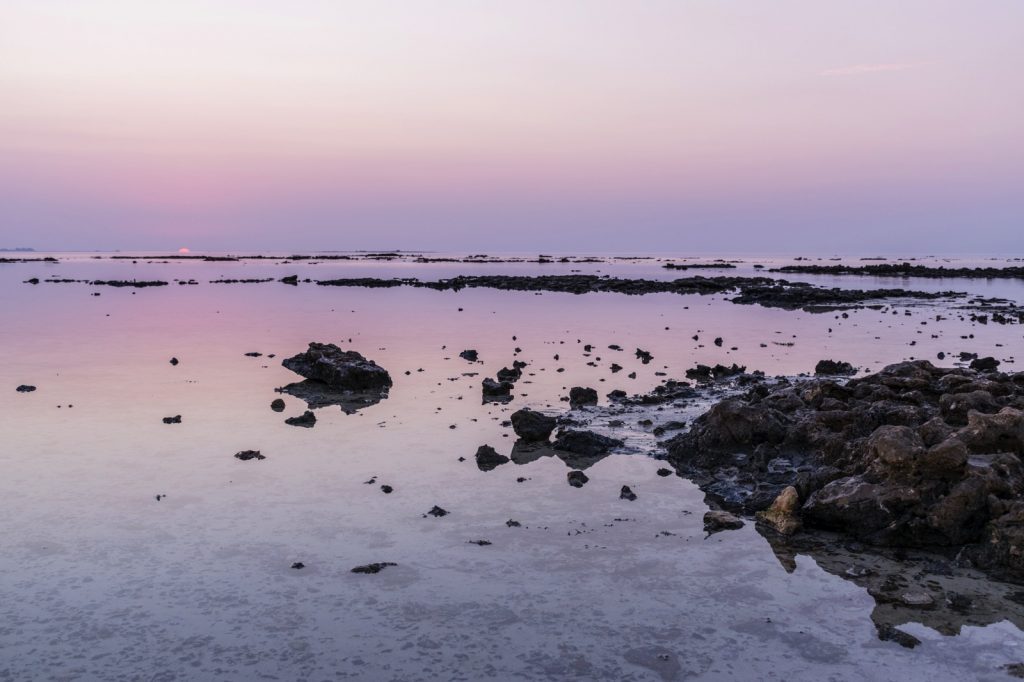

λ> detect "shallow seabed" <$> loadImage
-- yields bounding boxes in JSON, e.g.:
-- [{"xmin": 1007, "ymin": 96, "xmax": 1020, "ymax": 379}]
[{"xmin": 2, "ymin": 253, "xmax": 1024, "ymax": 681}]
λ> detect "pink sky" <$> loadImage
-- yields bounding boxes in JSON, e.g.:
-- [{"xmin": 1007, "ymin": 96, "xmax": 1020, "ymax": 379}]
[{"xmin": 1, "ymin": 1, "xmax": 1022, "ymax": 252}]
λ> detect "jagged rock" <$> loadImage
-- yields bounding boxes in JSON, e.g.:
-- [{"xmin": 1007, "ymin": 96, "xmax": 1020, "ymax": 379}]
[
  {"xmin": 620, "ymin": 485, "xmax": 637, "ymax": 501},
  {"xmin": 282, "ymin": 343, "xmax": 392, "ymax": 390},
  {"xmin": 756, "ymin": 486, "xmax": 803, "ymax": 535},
  {"xmin": 970, "ymin": 356, "xmax": 1000, "ymax": 372},
  {"xmin": 234, "ymin": 450, "xmax": 265, "ymax": 461},
  {"xmin": 459, "ymin": 349, "xmax": 478, "ymax": 361}
]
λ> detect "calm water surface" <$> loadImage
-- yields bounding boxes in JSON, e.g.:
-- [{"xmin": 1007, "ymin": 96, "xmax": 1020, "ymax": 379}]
[{"xmin": 2, "ymin": 253, "xmax": 1023, "ymax": 680}]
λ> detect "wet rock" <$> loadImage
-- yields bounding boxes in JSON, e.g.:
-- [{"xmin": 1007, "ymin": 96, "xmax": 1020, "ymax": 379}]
[
  {"xmin": 15, "ymin": 385, "xmax": 36, "ymax": 393},
  {"xmin": 280, "ymin": 275, "xmax": 298, "ymax": 285},
  {"xmin": 506, "ymin": 519, "xmax": 522, "ymax": 527},
  {"xmin": 459, "ymin": 349, "xmax": 479, "ymax": 361},
  {"xmin": 162, "ymin": 415, "xmax": 182, "ymax": 424},
  {"xmin": 169, "ymin": 357, "xmax": 179, "ymax": 366},
  {"xmin": 291, "ymin": 562, "xmax": 305, "ymax": 569},
  {"xmin": 468, "ymin": 539, "xmax": 492, "ymax": 546},
  {"xmin": 285, "ymin": 410, "xmax": 317, "ymax": 428},
  {"xmin": 876, "ymin": 624, "xmax": 921, "ymax": 649},
  {"xmin": 567, "ymin": 470, "xmax": 589, "ymax": 488},
  {"xmin": 351, "ymin": 562, "xmax": 397, "ymax": 574},
  {"xmin": 569, "ymin": 386, "xmax": 598, "ymax": 408},
  {"xmin": 663, "ymin": 359, "xmax": 1024, "ymax": 577},
  {"xmin": 510, "ymin": 408, "xmax": 557, "ymax": 441},
  {"xmin": 426, "ymin": 505, "xmax": 449, "ymax": 517},
  {"xmin": 553, "ymin": 430, "xmax": 624, "ymax": 457},
  {"xmin": 620, "ymin": 485, "xmax": 637, "ymax": 501},
  {"xmin": 635, "ymin": 348, "xmax": 653, "ymax": 364},
  {"xmin": 234, "ymin": 450, "xmax": 265, "ymax": 461},
  {"xmin": 704, "ymin": 510, "xmax": 745, "ymax": 533},
  {"xmin": 282, "ymin": 342, "xmax": 392, "ymax": 390},
  {"xmin": 475, "ymin": 444, "xmax": 510, "ymax": 471},
  {"xmin": 685, "ymin": 364, "xmax": 747, "ymax": 382},
  {"xmin": 270, "ymin": 398, "xmax": 286, "ymax": 412},
  {"xmin": 815, "ymin": 359, "xmax": 857, "ymax": 376},
  {"xmin": 756, "ymin": 486, "xmax": 803, "ymax": 535},
  {"xmin": 652, "ymin": 420, "xmax": 687, "ymax": 436},
  {"xmin": 380, "ymin": 484, "xmax": 393, "ymax": 494},
  {"xmin": 656, "ymin": 468, "xmax": 673, "ymax": 477},
  {"xmin": 244, "ymin": 352, "xmax": 263, "ymax": 357}
]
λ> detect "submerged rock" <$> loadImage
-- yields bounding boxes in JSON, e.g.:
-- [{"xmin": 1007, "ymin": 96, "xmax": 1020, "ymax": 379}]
[
  {"xmin": 351, "ymin": 562, "xmax": 397, "ymax": 574},
  {"xmin": 510, "ymin": 408, "xmax": 557, "ymax": 441}
]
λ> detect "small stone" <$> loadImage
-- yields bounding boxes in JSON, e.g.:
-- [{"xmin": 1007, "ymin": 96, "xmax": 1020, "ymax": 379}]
[
  {"xmin": 755, "ymin": 486, "xmax": 802, "ymax": 535},
  {"xmin": 567, "ymin": 470, "xmax": 589, "ymax": 488},
  {"xmin": 351, "ymin": 562, "xmax": 397, "ymax": 574},
  {"xmin": 620, "ymin": 485, "xmax": 637, "ymax": 501},
  {"xmin": 234, "ymin": 450, "xmax": 265, "ymax": 461}
]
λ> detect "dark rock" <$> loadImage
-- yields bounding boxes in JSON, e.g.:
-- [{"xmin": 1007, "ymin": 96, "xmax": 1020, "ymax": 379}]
[
  {"xmin": 285, "ymin": 410, "xmax": 317, "ymax": 428},
  {"xmin": 569, "ymin": 386, "xmax": 598, "ymax": 408},
  {"xmin": 280, "ymin": 275, "xmax": 298, "ymax": 285},
  {"xmin": 351, "ymin": 562, "xmax": 397, "ymax": 574},
  {"xmin": 271, "ymin": 398, "xmax": 286, "ymax": 412},
  {"xmin": 653, "ymin": 420, "xmax": 687, "ymax": 436},
  {"xmin": 291, "ymin": 562, "xmax": 305, "ymax": 569},
  {"xmin": 475, "ymin": 444, "xmax": 510, "ymax": 471},
  {"xmin": 510, "ymin": 408, "xmax": 557, "ymax": 441},
  {"xmin": 282, "ymin": 342, "xmax": 392, "ymax": 390},
  {"xmin": 162, "ymin": 415, "xmax": 182, "ymax": 424},
  {"xmin": 553, "ymin": 430, "xmax": 624, "ymax": 457},
  {"xmin": 496, "ymin": 365, "xmax": 523, "ymax": 382},
  {"xmin": 234, "ymin": 450, "xmax": 265, "ymax": 461},
  {"xmin": 567, "ymin": 470, "xmax": 589, "ymax": 488},
  {"xmin": 662, "ymin": 359, "xmax": 1024, "ymax": 578},
  {"xmin": 459, "ymin": 349, "xmax": 479, "ymax": 361},
  {"xmin": 244, "ymin": 352, "xmax": 263, "ymax": 357},
  {"xmin": 15, "ymin": 385, "xmax": 36, "ymax": 393},
  {"xmin": 970, "ymin": 356, "xmax": 1000, "ymax": 372},
  {"xmin": 656, "ymin": 468, "xmax": 673, "ymax": 477},
  {"xmin": 815, "ymin": 359, "xmax": 857, "ymax": 376},
  {"xmin": 380, "ymin": 484, "xmax": 393, "ymax": 494},
  {"xmin": 482, "ymin": 377, "xmax": 514, "ymax": 401},
  {"xmin": 620, "ymin": 485, "xmax": 637, "ymax": 501},
  {"xmin": 635, "ymin": 348, "xmax": 653, "ymax": 364},
  {"xmin": 468, "ymin": 540, "xmax": 492, "ymax": 546},
  {"xmin": 426, "ymin": 505, "xmax": 449, "ymax": 517},
  {"xmin": 703, "ymin": 510, "xmax": 745, "ymax": 533},
  {"xmin": 169, "ymin": 357, "xmax": 179, "ymax": 365}
]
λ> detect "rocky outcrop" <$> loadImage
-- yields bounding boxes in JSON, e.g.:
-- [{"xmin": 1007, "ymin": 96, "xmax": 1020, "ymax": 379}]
[
  {"xmin": 282, "ymin": 343, "xmax": 392, "ymax": 390},
  {"xmin": 663, "ymin": 360, "xmax": 1024, "ymax": 577}
]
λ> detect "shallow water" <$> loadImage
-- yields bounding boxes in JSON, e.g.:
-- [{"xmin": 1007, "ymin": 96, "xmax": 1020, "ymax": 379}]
[{"xmin": 2, "ymin": 253, "xmax": 1024, "ymax": 680}]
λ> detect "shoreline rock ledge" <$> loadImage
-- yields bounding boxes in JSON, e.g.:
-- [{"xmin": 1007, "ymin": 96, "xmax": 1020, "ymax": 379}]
[{"xmin": 662, "ymin": 359, "xmax": 1024, "ymax": 579}]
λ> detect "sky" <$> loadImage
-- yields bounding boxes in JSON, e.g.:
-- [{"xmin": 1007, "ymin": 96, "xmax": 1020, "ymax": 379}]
[{"xmin": 1, "ymin": 1, "xmax": 1022, "ymax": 253}]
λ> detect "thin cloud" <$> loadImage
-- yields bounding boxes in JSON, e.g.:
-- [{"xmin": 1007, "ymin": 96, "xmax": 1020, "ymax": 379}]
[{"xmin": 820, "ymin": 62, "xmax": 929, "ymax": 77}]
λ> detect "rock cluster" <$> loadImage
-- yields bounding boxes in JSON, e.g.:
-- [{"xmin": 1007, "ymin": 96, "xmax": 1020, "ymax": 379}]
[{"xmin": 664, "ymin": 360, "xmax": 1024, "ymax": 577}]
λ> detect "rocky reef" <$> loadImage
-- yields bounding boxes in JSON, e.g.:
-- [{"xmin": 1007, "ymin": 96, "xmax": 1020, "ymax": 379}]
[{"xmin": 663, "ymin": 359, "xmax": 1024, "ymax": 578}]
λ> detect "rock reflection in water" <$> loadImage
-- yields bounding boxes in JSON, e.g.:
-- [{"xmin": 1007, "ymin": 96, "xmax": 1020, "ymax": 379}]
[
  {"xmin": 276, "ymin": 380, "xmax": 389, "ymax": 414},
  {"xmin": 760, "ymin": 528, "xmax": 1024, "ymax": 646}
]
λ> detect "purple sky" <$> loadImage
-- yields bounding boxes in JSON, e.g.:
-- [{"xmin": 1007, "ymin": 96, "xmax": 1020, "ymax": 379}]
[{"xmin": 1, "ymin": 1, "xmax": 1022, "ymax": 252}]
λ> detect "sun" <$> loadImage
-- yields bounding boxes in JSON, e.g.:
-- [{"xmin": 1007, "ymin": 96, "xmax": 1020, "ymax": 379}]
[{"xmin": 178, "ymin": 247, "xmax": 190, "ymax": 254}]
